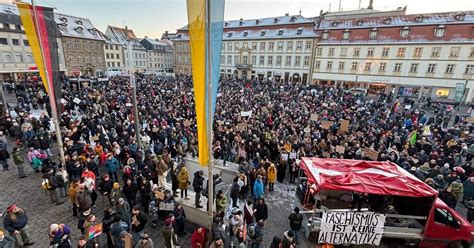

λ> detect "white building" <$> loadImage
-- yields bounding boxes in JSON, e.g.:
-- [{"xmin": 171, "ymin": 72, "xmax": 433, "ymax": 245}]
[
  {"xmin": 103, "ymin": 36, "xmax": 124, "ymax": 71},
  {"xmin": 105, "ymin": 26, "xmax": 147, "ymax": 73},
  {"xmin": 312, "ymin": 9, "xmax": 474, "ymax": 102},
  {"xmin": 173, "ymin": 14, "xmax": 317, "ymax": 83},
  {"xmin": 0, "ymin": 4, "xmax": 66, "ymax": 80}
]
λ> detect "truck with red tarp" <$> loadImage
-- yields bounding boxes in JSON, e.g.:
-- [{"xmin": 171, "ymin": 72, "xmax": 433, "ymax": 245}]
[{"xmin": 297, "ymin": 157, "xmax": 473, "ymax": 247}]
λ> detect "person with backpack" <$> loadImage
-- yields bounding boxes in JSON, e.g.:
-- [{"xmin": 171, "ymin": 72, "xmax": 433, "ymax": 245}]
[
  {"xmin": 0, "ymin": 146, "xmax": 10, "ymax": 171},
  {"xmin": 12, "ymin": 146, "xmax": 27, "ymax": 178},
  {"xmin": 49, "ymin": 223, "xmax": 71, "ymax": 248},
  {"xmin": 42, "ymin": 167, "xmax": 61, "ymax": 205},
  {"xmin": 288, "ymin": 207, "xmax": 303, "ymax": 244}
]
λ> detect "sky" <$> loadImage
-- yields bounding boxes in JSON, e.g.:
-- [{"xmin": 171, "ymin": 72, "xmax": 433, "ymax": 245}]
[{"xmin": 10, "ymin": 0, "xmax": 474, "ymax": 38}]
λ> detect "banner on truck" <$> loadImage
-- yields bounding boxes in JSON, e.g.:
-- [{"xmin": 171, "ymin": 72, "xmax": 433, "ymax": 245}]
[{"xmin": 318, "ymin": 211, "xmax": 386, "ymax": 246}]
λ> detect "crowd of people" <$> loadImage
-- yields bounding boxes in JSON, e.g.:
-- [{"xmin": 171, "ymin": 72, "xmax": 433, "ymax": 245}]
[{"xmin": 0, "ymin": 73, "xmax": 473, "ymax": 247}]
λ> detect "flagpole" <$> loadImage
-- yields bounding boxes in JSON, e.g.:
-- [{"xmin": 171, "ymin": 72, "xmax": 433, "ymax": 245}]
[
  {"xmin": 206, "ymin": 0, "xmax": 214, "ymax": 220},
  {"xmin": 127, "ymin": 40, "xmax": 142, "ymax": 149},
  {"xmin": 31, "ymin": 0, "xmax": 65, "ymax": 165}
]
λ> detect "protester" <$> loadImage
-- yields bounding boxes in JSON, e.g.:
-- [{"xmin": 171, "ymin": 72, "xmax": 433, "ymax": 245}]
[
  {"xmin": 162, "ymin": 215, "xmax": 177, "ymax": 248},
  {"xmin": 288, "ymin": 207, "xmax": 303, "ymax": 244},
  {"xmin": 0, "ymin": 229, "xmax": 15, "ymax": 248},
  {"xmin": 191, "ymin": 226, "xmax": 207, "ymax": 248},
  {"xmin": 48, "ymin": 223, "xmax": 71, "ymax": 248},
  {"xmin": 134, "ymin": 232, "xmax": 154, "ymax": 248},
  {"xmin": 215, "ymin": 190, "xmax": 227, "ymax": 213},
  {"xmin": 2, "ymin": 205, "xmax": 34, "ymax": 246},
  {"xmin": 178, "ymin": 166, "xmax": 190, "ymax": 199},
  {"xmin": 254, "ymin": 198, "xmax": 268, "ymax": 222},
  {"xmin": 173, "ymin": 203, "xmax": 186, "ymax": 236},
  {"xmin": 192, "ymin": 170, "xmax": 204, "ymax": 208}
]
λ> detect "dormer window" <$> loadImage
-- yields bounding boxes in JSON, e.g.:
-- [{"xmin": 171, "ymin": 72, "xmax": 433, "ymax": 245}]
[
  {"xmin": 297, "ymin": 27, "xmax": 303, "ymax": 35},
  {"xmin": 239, "ymin": 18, "xmax": 244, "ymax": 26},
  {"xmin": 224, "ymin": 22, "xmax": 229, "ymax": 27},
  {"xmin": 59, "ymin": 17, "xmax": 67, "ymax": 23},
  {"xmin": 255, "ymin": 19, "xmax": 261, "ymax": 25},
  {"xmin": 260, "ymin": 30, "xmax": 266, "ymax": 36},
  {"xmin": 227, "ymin": 32, "xmax": 233, "ymax": 38},
  {"xmin": 331, "ymin": 21, "xmax": 338, "ymax": 27},
  {"xmin": 243, "ymin": 31, "xmax": 248, "ymax": 37},
  {"xmin": 273, "ymin": 18, "xmax": 279, "ymax": 23},
  {"xmin": 400, "ymin": 27, "xmax": 410, "ymax": 38},
  {"xmin": 75, "ymin": 27, "xmax": 83, "ymax": 35},
  {"xmin": 290, "ymin": 16, "xmax": 297, "ymax": 22},
  {"xmin": 278, "ymin": 29, "xmax": 284, "ymax": 35},
  {"xmin": 75, "ymin": 20, "xmax": 83, "ymax": 25},
  {"xmin": 342, "ymin": 29, "xmax": 350, "ymax": 40},
  {"xmin": 177, "ymin": 34, "xmax": 182, "ymax": 38},
  {"xmin": 383, "ymin": 17, "xmax": 392, "ymax": 24},
  {"xmin": 322, "ymin": 30, "xmax": 329, "ymax": 40},
  {"xmin": 369, "ymin": 28, "xmax": 378, "ymax": 40},
  {"xmin": 434, "ymin": 25, "xmax": 446, "ymax": 38},
  {"xmin": 455, "ymin": 13, "xmax": 465, "ymax": 21},
  {"xmin": 415, "ymin": 15, "xmax": 424, "ymax": 23},
  {"xmin": 356, "ymin": 19, "xmax": 364, "ymax": 26},
  {"xmin": 58, "ymin": 23, "xmax": 67, "ymax": 32}
]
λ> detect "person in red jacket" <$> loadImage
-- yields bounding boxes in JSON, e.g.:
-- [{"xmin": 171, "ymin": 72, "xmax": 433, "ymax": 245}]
[{"xmin": 191, "ymin": 226, "xmax": 207, "ymax": 248}]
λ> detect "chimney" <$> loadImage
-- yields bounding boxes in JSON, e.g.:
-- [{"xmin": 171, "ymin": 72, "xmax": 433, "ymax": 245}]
[
  {"xmin": 125, "ymin": 25, "xmax": 128, "ymax": 30},
  {"xmin": 285, "ymin": 13, "xmax": 289, "ymax": 16}
]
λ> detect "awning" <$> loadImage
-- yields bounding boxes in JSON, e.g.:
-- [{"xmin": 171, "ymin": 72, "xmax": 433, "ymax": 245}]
[{"xmin": 299, "ymin": 158, "xmax": 438, "ymax": 198}]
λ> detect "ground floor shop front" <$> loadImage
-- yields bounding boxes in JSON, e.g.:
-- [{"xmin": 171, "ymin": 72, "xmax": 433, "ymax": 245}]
[{"xmin": 220, "ymin": 67, "xmax": 309, "ymax": 84}]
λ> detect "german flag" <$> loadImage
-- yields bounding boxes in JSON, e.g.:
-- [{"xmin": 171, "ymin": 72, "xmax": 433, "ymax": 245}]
[{"xmin": 16, "ymin": 2, "xmax": 61, "ymax": 113}]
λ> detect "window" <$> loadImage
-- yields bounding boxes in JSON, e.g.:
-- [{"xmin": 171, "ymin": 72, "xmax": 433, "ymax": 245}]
[
  {"xmin": 252, "ymin": 42, "xmax": 257, "ymax": 50},
  {"xmin": 322, "ymin": 31, "xmax": 329, "ymax": 40},
  {"xmin": 400, "ymin": 27, "xmax": 410, "ymax": 38},
  {"xmin": 367, "ymin": 48, "xmax": 374, "ymax": 57},
  {"xmin": 328, "ymin": 48, "xmax": 334, "ymax": 56},
  {"xmin": 414, "ymin": 47, "xmax": 423, "ymax": 57},
  {"xmin": 381, "ymin": 48, "xmax": 389, "ymax": 57},
  {"xmin": 277, "ymin": 41, "xmax": 283, "ymax": 51},
  {"xmin": 470, "ymin": 48, "xmax": 474, "ymax": 57},
  {"xmin": 227, "ymin": 43, "xmax": 232, "ymax": 51},
  {"xmin": 296, "ymin": 41, "xmax": 303, "ymax": 50},
  {"xmin": 342, "ymin": 30, "xmax": 349, "ymax": 40},
  {"xmin": 227, "ymin": 55, "xmax": 231, "ymax": 65},
  {"xmin": 394, "ymin": 63, "xmax": 402, "ymax": 72},
  {"xmin": 259, "ymin": 56, "xmax": 264, "ymax": 66},
  {"xmin": 221, "ymin": 55, "xmax": 225, "ymax": 65},
  {"xmin": 234, "ymin": 55, "xmax": 239, "ymax": 64},
  {"xmin": 294, "ymin": 56, "xmax": 301, "ymax": 67},
  {"xmin": 269, "ymin": 42, "xmax": 274, "ymax": 50},
  {"xmin": 397, "ymin": 48, "xmax": 406, "ymax": 57},
  {"xmin": 339, "ymin": 48, "xmax": 347, "ymax": 57},
  {"xmin": 11, "ymin": 39, "xmax": 19, "ymax": 46},
  {"xmin": 434, "ymin": 26, "xmax": 446, "ymax": 38},
  {"xmin": 287, "ymin": 41, "xmax": 293, "ymax": 51},
  {"xmin": 314, "ymin": 61, "xmax": 321, "ymax": 69},
  {"xmin": 268, "ymin": 56, "xmax": 273, "ymax": 66},
  {"xmin": 351, "ymin": 62, "xmax": 358, "ymax": 70},
  {"xmin": 234, "ymin": 42, "xmax": 238, "ymax": 49},
  {"xmin": 316, "ymin": 47, "xmax": 322, "ymax": 56},
  {"xmin": 3, "ymin": 52, "xmax": 12, "ymax": 62},
  {"xmin": 117, "ymin": 62, "xmax": 120, "ymax": 67},
  {"xmin": 0, "ymin": 38, "xmax": 7, "ymax": 45},
  {"xmin": 379, "ymin": 63, "xmax": 386, "ymax": 72},
  {"xmin": 304, "ymin": 56, "xmax": 310, "ymax": 67},
  {"xmin": 278, "ymin": 29, "xmax": 284, "ymax": 35},
  {"xmin": 326, "ymin": 61, "xmax": 333, "ymax": 70},
  {"xmin": 285, "ymin": 56, "xmax": 292, "ymax": 66},
  {"xmin": 305, "ymin": 41, "xmax": 311, "ymax": 50},
  {"xmin": 410, "ymin": 63, "xmax": 419, "ymax": 73},
  {"xmin": 77, "ymin": 55, "xmax": 82, "ymax": 63},
  {"xmin": 85, "ymin": 57, "xmax": 89, "ymax": 63},
  {"xmin": 105, "ymin": 44, "xmax": 109, "ymax": 50},
  {"xmin": 353, "ymin": 48, "xmax": 360, "ymax": 56},
  {"xmin": 369, "ymin": 30, "xmax": 378, "ymax": 40},
  {"xmin": 106, "ymin": 54, "xmax": 110, "ymax": 59},
  {"xmin": 116, "ymin": 54, "xmax": 119, "ymax": 59},
  {"xmin": 432, "ymin": 47, "xmax": 441, "ymax": 57},
  {"xmin": 427, "ymin": 63, "xmax": 436, "ymax": 73},
  {"xmin": 26, "ymin": 54, "xmax": 33, "ymax": 63},
  {"xmin": 276, "ymin": 55, "xmax": 282, "ymax": 66},
  {"xmin": 465, "ymin": 65, "xmax": 474, "ymax": 74},
  {"xmin": 450, "ymin": 47, "xmax": 460, "ymax": 57},
  {"xmin": 434, "ymin": 208, "xmax": 459, "ymax": 228},
  {"xmin": 242, "ymin": 42, "xmax": 248, "ymax": 49},
  {"xmin": 75, "ymin": 41, "xmax": 79, "ymax": 48},
  {"xmin": 445, "ymin": 64, "xmax": 455, "ymax": 74},
  {"xmin": 338, "ymin": 61, "xmax": 344, "ymax": 70},
  {"xmin": 15, "ymin": 54, "xmax": 22, "ymax": 63},
  {"xmin": 364, "ymin": 62, "xmax": 372, "ymax": 71},
  {"xmin": 260, "ymin": 42, "xmax": 265, "ymax": 52},
  {"xmin": 68, "ymin": 56, "xmax": 73, "ymax": 62}
]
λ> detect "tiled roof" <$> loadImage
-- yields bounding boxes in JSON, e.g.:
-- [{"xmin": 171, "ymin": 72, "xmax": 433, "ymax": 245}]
[
  {"xmin": 106, "ymin": 25, "xmax": 145, "ymax": 50},
  {"xmin": 55, "ymin": 13, "xmax": 105, "ymax": 41}
]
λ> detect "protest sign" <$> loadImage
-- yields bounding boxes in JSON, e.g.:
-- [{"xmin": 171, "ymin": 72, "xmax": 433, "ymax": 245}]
[
  {"xmin": 321, "ymin": 121, "xmax": 334, "ymax": 130},
  {"xmin": 73, "ymin": 98, "xmax": 81, "ymax": 104},
  {"xmin": 289, "ymin": 152, "xmax": 297, "ymax": 160},
  {"xmin": 155, "ymin": 191, "xmax": 165, "ymax": 200},
  {"xmin": 336, "ymin": 146, "xmax": 345, "ymax": 154},
  {"xmin": 159, "ymin": 202, "xmax": 175, "ymax": 211},
  {"xmin": 327, "ymin": 133, "xmax": 335, "ymax": 140},
  {"xmin": 86, "ymin": 223, "xmax": 103, "ymax": 240},
  {"xmin": 322, "ymin": 103, "xmax": 329, "ymax": 107},
  {"xmin": 183, "ymin": 119, "xmax": 192, "ymax": 127},
  {"xmin": 356, "ymin": 131, "xmax": 364, "ymax": 138},
  {"xmin": 241, "ymin": 111, "xmax": 252, "ymax": 117},
  {"xmin": 310, "ymin": 113, "xmax": 319, "ymax": 121},
  {"xmin": 339, "ymin": 120, "xmax": 350, "ymax": 134},
  {"xmin": 318, "ymin": 211, "xmax": 386, "ymax": 245},
  {"xmin": 362, "ymin": 148, "xmax": 379, "ymax": 161},
  {"xmin": 281, "ymin": 153, "xmax": 289, "ymax": 161},
  {"xmin": 322, "ymin": 152, "xmax": 330, "ymax": 158},
  {"xmin": 466, "ymin": 117, "xmax": 474, "ymax": 123}
]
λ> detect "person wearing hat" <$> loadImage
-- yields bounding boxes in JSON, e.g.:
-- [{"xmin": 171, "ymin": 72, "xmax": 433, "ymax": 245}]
[
  {"xmin": 281, "ymin": 230, "xmax": 296, "ymax": 248},
  {"xmin": 77, "ymin": 235, "xmax": 96, "ymax": 248},
  {"xmin": 0, "ymin": 229, "xmax": 15, "ymax": 248},
  {"xmin": 2, "ymin": 205, "xmax": 34, "ymax": 246},
  {"xmin": 115, "ymin": 198, "xmax": 131, "ymax": 225},
  {"xmin": 98, "ymin": 173, "xmax": 114, "ymax": 205},
  {"xmin": 191, "ymin": 226, "xmax": 207, "ymax": 248},
  {"xmin": 49, "ymin": 223, "xmax": 71, "ymax": 247},
  {"xmin": 288, "ymin": 207, "xmax": 303, "ymax": 244},
  {"xmin": 105, "ymin": 153, "xmax": 119, "ymax": 182},
  {"xmin": 77, "ymin": 207, "xmax": 91, "ymax": 234},
  {"xmin": 135, "ymin": 232, "xmax": 154, "ymax": 248},
  {"xmin": 178, "ymin": 167, "xmax": 190, "ymax": 199},
  {"xmin": 12, "ymin": 146, "xmax": 27, "ymax": 178},
  {"xmin": 162, "ymin": 214, "xmax": 177, "ymax": 248}
]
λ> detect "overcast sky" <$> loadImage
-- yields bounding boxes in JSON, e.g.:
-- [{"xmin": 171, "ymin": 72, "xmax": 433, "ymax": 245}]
[{"xmin": 25, "ymin": 0, "xmax": 474, "ymax": 38}]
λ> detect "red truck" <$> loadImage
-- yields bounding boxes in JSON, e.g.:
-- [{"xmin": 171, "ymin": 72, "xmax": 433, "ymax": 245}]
[{"xmin": 297, "ymin": 158, "xmax": 474, "ymax": 247}]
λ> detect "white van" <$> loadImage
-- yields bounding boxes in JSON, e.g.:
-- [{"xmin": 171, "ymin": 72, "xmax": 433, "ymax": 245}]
[{"xmin": 105, "ymin": 68, "xmax": 122, "ymax": 77}]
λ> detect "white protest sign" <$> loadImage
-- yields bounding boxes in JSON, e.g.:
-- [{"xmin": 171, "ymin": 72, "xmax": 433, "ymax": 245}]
[
  {"xmin": 319, "ymin": 211, "xmax": 386, "ymax": 245},
  {"xmin": 73, "ymin": 98, "xmax": 81, "ymax": 104},
  {"xmin": 241, "ymin": 111, "xmax": 252, "ymax": 117}
]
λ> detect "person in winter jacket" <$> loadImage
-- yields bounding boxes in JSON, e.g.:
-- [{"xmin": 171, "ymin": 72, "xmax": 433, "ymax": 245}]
[
  {"xmin": 116, "ymin": 198, "xmax": 131, "ymax": 224},
  {"xmin": 170, "ymin": 165, "xmax": 179, "ymax": 197},
  {"xmin": 173, "ymin": 203, "xmax": 187, "ymax": 236},
  {"xmin": 0, "ymin": 230, "xmax": 15, "ymax": 248},
  {"xmin": 463, "ymin": 177, "xmax": 474, "ymax": 201},
  {"xmin": 267, "ymin": 163, "xmax": 277, "ymax": 191},
  {"xmin": 162, "ymin": 215, "xmax": 177, "ymax": 248},
  {"xmin": 77, "ymin": 207, "xmax": 91, "ymax": 234},
  {"xmin": 135, "ymin": 232, "xmax": 154, "ymax": 248},
  {"xmin": 253, "ymin": 198, "xmax": 268, "ymax": 222},
  {"xmin": 253, "ymin": 175, "xmax": 264, "ymax": 200},
  {"xmin": 230, "ymin": 177, "xmax": 241, "ymax": 208},
  {"xmin": 178, "ymin": 167, "xmax": 190, "ymax": 199},
  {"xmin": 68, "ymin": 180, "xmax": 80, "ymax": 217},
  {"xmin": 191, "ymin": 226, "xmax": 207, "ymax": 248},
  {"xmin": 98, "ymin": 173, "xmax": 113, "ymax": 205},
  {"xmin": 43, "ymin": 167, "xmax": 61, "ymax": 205},
  {"xmin": 49, "ymin": 223, "xmax": 71, "ymax": 248},
  {"xmin": 156, "ymin": 155, "xmax": 168, "ymax": 188},
  {"xmin": 281, "ymin": 230, "xmax": 296, "ymax": 248},
  {"xmin": 12, "ymin": 146, "xmax": 26, "ymax": 178},
  {"xmin": 105, "ymin": 154, "xmax": 120, "ymax": 182},
  {"xmin": 0, "ymin": 146, "xmax": 10, "ymax": 171},
  {"xmin": 110, "ymin": 182, "xmax": 123, "ymax": 206},
  {"xmin": 449, "ymin": 180, "xmax": 464, "ymax": 205},
  {"xmin": 2, "ymin": 205, "xmax": 34, "ymax": 247},
  {"xmin": 39, "ymin": 135, "xmax": 53, "ymax": 157},
  {"xmin": 244, "ymin": 200, "xmax": 254, "ymax": 225},
  {"xmin": 215, "ymin": 190, "xmax": 227, "ymax": 213},
  {"xmin": 122, "ymin": 178, "xmax": 138, "ymax": 207},
  {"xmin": 193, "ymin": 170, "xmax": 205, "ymax": 208},
  {"xmin": 288, "ymin": 207, "xmax": 303, "ymax": 244}
]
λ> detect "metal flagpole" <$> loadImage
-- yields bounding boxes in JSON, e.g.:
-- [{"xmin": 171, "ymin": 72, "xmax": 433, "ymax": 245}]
[
  {"xmin": 206, "ymin": 0, "xmax": 214, "ymax": 219},
  {"xmin": 127, "ymin": 40, "xmax": 142, "ymax": 148},
  {"xmin": 31, "ymin": 0, "xmax": 65, "ymax": 165}
]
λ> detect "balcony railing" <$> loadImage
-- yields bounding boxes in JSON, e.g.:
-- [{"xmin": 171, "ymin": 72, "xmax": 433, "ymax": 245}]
[{"xmin": 236, "ymin": 63, "xmax": 253, "ymax": 69}]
